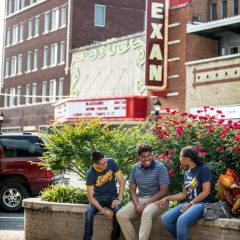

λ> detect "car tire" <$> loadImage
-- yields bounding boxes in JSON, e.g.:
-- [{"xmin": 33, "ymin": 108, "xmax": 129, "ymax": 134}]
[{"xmin": 0, "ymin": 182, "xmax": 30, "ymax": 212}]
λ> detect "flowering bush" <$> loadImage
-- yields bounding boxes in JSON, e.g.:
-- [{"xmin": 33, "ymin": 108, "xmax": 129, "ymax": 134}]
[{"xmin": 149, "ymin": 106, "xmax": 240, "ymax": 194}]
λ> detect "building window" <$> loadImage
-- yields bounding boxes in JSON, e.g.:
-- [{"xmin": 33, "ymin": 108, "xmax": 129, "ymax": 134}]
[
  {"xmin": 20, "ymin": 0, "xmax": 25, "ymax": 9},
  {"xmin": 42, "ymin": 81, "xmax": 47, "ymax": 102},
  {"xmin": 50, "ymin": 43, "xmax": 57, "ymax": 66},
  {"xmin": 27, "ymin": 51, "xmax": 32, "ymax": 72},
  {"xmin": 94, "ymin": 5, "xmax": 106, "ymax": 27},
  {"xmin": 58, "ymin": 78, "xmax": 64, "ymax": 100},
  {"xmin": 229, "ymin": 46, "xmax": 239, "ymax": 54},
  {"xmin": 14, "ymin": 0, "xmax": 19, "ymax": 12},
  {"xmin": 34, "ymin": 16, "xmax": 40, "ymax": 37},
  {"xmin": 10, "ymin": 88, "xmax": 15, "ymax": 107},
  {"xmin": 61, "ymin": 5, "xmax": 67, "ymax": 27},
  {"xmin": 19, "ymin": 22, "xmax": 24, "ymax": 42},
  {"xmin": 17, "ymin": 86, "xmax": 21, "ymax": 106},
  {"xmin": 210, "ymin": 3, "xmax": 217, "ymax": 21},
  {"xmin": 4, "ymin": 89, "xmax": 9, "ymax": 108},
  {"xmin": 25, "ymin": 84, "xmax": 31, "ymax": 105},
  {"xmin": 8, "ymin": 0, "xmax": 13, "ymax": 15},
  {"xmin": 222, "ymin": 0, "xmax": 227, "ymax": 18},
  {"xmin": 17, "ymin": 54, "xmax": 22, "ymax": 74},
  {"xmin": 5, "ymin": 58, "xmax": 10, "ymax": 77},
  {"xmin": 44, "ymin": 12, "xmax": 50, "ymax": 33},
  {"xmin": 60, "ymin": 41, "xmax": 65, "ymax": 64},
  {"xmin": 32, "ymin": 83, "xmax": 37, "ymax": 103},
  {"xmin": 6, "ymin": 28, "xmax": 11, "ymax": 46},
  {"xmin": 234, "ymin": 0, "xmax": 239, "ymax": 15},
  {"xmin": 51, "ymin": 8, "xmax": 59, "ymax": 31},
  {"xmin": 12, "ymin": 25, "xmax": 18, "ymax": 44},
  {"xmin": 28, "ymin": 19, "xmax": 33, "ymax": 39},
  {"xmin": 43, "ymin": 46, "xmax": 48, "ymax": 68},
  {"xmin": 49, "ymin": 80, "xmax": 56, "ymax": 102},
  {"xmin": 33, "ymin": 49, "xmax": 38, "ymax": 70},
  {"xmin": 11, "ymin": 56, "xmax": 17, "ymax": 76}
]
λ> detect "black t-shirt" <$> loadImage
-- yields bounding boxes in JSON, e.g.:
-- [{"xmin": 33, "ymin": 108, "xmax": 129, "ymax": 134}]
[
  {"xmin": 183, "ymin": 164, "xmax": 215, "ymax": 203},
  {"xmin": 86, "ymin": 158, "xmax": 119, "ymax": 197}
]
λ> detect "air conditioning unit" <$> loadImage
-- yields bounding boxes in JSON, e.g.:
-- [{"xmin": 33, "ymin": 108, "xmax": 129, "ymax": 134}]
[{"xmin": 192, "ymin": 15, "xmax": 201, "ymax": 23}]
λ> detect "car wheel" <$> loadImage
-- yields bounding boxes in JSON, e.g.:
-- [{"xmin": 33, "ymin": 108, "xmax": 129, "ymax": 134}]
[{"xmin": 0, "ymin": 182, "xmax": 30, "ymax": 212}]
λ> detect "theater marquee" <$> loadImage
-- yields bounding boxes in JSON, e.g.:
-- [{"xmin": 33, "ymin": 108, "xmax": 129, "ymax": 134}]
[{"xmin": 145, "ymin": 0, "xmax": 169, "ymax": 90}]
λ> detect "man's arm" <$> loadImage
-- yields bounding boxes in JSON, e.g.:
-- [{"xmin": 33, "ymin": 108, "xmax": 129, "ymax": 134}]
[
  {"xmin": 129, "ymin": 183, "xmax": 139, "ymax": 207},
  {"xmin": 86, "ymin": 186, "xmax": 106, "ymax": 214},
  {"xmin": 115, "ymin": 171, "xmax": 126, "ymax": 201},
  {"xmin": 144, "ymin": 184, "xmax": 169, "ymax": 206}
]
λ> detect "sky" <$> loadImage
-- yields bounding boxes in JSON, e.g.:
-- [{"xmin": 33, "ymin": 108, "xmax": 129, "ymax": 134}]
[{"xmin": 0, "ymin": 1, "xmax": 5, "ymax": 87}]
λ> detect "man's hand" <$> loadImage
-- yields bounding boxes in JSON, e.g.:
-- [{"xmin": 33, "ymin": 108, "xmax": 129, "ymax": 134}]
[
  {"xmin": 111, "ymin": 199, "xmax": 121, "ymax": 209},
  {"xmin": 135, "ymin": 204, "xmax": 145, "ymax": 214},
  {"xmin": 104, "ymin": 208, "xmax": 114, "ymax": 220},
  {"xmin": 155, "ymin": 197, "xmax": 168, "ymax": 207}
]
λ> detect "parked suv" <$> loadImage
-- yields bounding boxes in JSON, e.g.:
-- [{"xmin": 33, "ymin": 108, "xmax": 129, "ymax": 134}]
[{"xmin": 0, "ymin": 132, "xmax": 66, "ymax": 212}]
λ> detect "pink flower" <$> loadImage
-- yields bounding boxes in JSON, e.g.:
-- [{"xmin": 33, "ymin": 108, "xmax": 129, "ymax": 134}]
[
  {"xmin": 148, "ymin": 117, "xmax": 152, "ymax": 121},
  {"xmin": 168, "ymin": 169, "xmax": 175, "ymax": 176},
  {"xmin": 165, "ymin": 107, "xmax": 170, "ymax": 113},
  {"xmin": 233, "ymin": 147, "xmax": 239, "ymax": 152},
  {"xmin": 216, "ymin": 110, "xmax": 222, "ymax": 114},
  {"xmin": 169, "ymin": 150, "xmax": 173, "ymax": 155},
  {"xmin": 156, "ymin": 115, "xmax": 162, "ymax": 119},
  {"xmin": 195, "ymin": 145, "xmax": 202, "ymax": 152}
]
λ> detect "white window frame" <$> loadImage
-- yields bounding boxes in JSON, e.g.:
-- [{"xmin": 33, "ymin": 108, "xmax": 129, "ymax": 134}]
[
  {"xmin": 43, "ymin": 46, "xmax": 48, "ymax": 68},
  {"xmin": 14, "ymin": 0, "xmax": 19, "ymax": 12},
  {"xmin": 17, "ymin": 54, "xmax": 22, "ymax": 75},
  {"xmin": 6, "ymin": 28, "xmax": 11, "ymax": 46},
  {"xmin": 20, "ymin": 0, "xmax": 25, "ymax": 9},
  {"xmin": 12, "ymin": 25, "xmax": 18, "ymax": 45},
  {"xmin": 60, "ymin": 5, "xmax": 67, "ymax": 27},
  {"xmin": 229, "ymin": 45, "xmax": 240, "ymax": 55},
  {"xmin": 42, "ymin": 81, "xmax": 47, "ymax": 102},
  {"xmin": 59, "ymin": 41, "xmax": 65, "ymax": 64},
  {"xmin": 94, "ymin": 4, "xmax": 106, "ymax": 27},
  {"xmin": 25, "ymin": 84, "xmax": 31, "ymax": 105},
  {"xmin": 8, "ymin": 0, "xmax": 13, "ymax": 15},
  {"xmin": 11, "ymin": 56, "xmax": 17, "ymax": 76},
  {"xmin": 32, "ymin": 83, "xmax": 37, "ymax": 103},
  {"xmin": 34, "ymin": 16, "xmax": 40, "ymax": 37},
  {"xmin": 50, "ymin": 43, "xmax": 57, "ymax": 67},
  {"xmin": 33, "ymin": 49, "xmax": 38, "ymax": 71},
  {"xmin": 19, "ymin": 22, "xmax": 24, "ymax": 42},
  {"xmin": 10, "ymin": 87, "xmax": 15, "ymax": 107},
  {"xmin": 4, "ymin": 89, "xmax": 9, "ymax": 108},
  {"xmin": 5, "ymin": 58, "xmax": 10, "ymax": 77},
  {"xmin": 51, "ymin": 8, "xmax": 59, "ymax": 31},
  {"xmin": 17, "ymin": 86, "xmax": 21, "ymax": 106},
  {"xmin": 26, "ymin": 51, "xmax": 32, "ymax": 72},
  {"xmin": 44, "ymin": 12, "xmax": 50, "ymax": 33},
  {"xmin": 28, "ymin": 19, "xmax": 33, "ymax": 39},
  {"xmin": 58, "ymin": 78, "xmax": 64, "ymax": 100},
  {"xmin": 49, "ymin": 79, "xmax": 56, "ymax": 102}
]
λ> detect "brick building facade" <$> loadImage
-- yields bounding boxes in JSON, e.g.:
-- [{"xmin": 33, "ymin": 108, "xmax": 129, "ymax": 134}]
[
  {"xmin": 0, "ymin": 0, "xmax": 145, "ymax": 131},
  {"xmin": 1, "ymin": 0, "xmax": 240, "ymax": 131}
]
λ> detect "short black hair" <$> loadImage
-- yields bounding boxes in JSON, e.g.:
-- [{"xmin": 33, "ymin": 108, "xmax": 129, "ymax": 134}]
[
  {"xmin": 91, "ymin": 151, "xmax": 105, "ymax": 163},
  {"xmin": 136, "ymin": 144, "xmax": 152, "ymax": 156}
]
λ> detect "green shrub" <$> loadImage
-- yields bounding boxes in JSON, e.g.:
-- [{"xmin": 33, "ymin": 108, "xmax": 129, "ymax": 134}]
[{"xmin": 40, "ymin": 184, "xmax": 88, "ymax": 204}]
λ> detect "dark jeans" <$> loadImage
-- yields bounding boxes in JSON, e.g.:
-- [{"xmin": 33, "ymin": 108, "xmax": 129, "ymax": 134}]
[{"xmin": 83, "ymin": 195, "xmax": 121, "ymax": 240}]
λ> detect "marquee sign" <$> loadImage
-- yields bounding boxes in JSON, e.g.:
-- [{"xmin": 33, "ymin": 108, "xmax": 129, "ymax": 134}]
[
  {"xmin": 145, "ymin": 0, "xmax": 169, "ymax": 90},
  {"xmin": 54, "ymin": 96, "xmax": 147, "ymax": 122}
]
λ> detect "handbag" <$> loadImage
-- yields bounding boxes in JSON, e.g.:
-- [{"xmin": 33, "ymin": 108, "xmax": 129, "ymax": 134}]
[{"xmin": 204, "ymin": 201, "xmax": 231, "ymax": 220}]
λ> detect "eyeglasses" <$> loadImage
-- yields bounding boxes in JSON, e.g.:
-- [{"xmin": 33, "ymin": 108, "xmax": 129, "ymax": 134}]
[{"xmin": 96, "ymin": 159, "xmax": 108, "ymax": 166}]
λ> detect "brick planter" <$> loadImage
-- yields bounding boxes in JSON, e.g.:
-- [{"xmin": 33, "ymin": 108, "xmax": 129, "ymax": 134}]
[{"xmin": 23, "ymin": 198, "xmax": 240, "ymax": 240}]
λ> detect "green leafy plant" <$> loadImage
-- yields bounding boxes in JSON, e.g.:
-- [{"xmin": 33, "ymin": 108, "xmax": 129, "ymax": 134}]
[
  {"xmin": 40, "ymin": 184, "xmax": 88, "ymax": 204},
  {"xmin": 41, "ymin": 118, "xmax": 153, "ymax": 179},
  {"xmin": 148, "ymin": 106, "xmax": 240, "ymax": 194}
]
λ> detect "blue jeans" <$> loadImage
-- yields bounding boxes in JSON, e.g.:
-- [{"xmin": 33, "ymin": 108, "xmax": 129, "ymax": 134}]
[
  {"xmin": 83, "ymin": 195, "xmax": 121, "ymax": 240},
  {"xmin": 161, "ymin": 202, "xmax": 205, "ymax": 240}
]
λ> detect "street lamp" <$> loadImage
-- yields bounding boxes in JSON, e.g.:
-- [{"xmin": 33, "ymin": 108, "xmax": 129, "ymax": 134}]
[
  {"xmin": 153, "ymin": 99, "xmax": 162, "ymax": 118},
  {"xmin": 0, "ymin": 112, "xmax": 4, "ymax": 132}
]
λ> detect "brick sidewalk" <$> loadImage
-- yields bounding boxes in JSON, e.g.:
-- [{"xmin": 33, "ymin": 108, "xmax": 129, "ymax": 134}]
[{"xmin": 0, "ymin": 230, "xmax": 24, "ymax": 240}]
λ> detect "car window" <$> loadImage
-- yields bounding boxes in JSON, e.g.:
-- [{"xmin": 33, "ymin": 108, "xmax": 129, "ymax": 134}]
[{"xmin": 0, "ymin": 136, "xmax": 44, "ymax": 158}]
